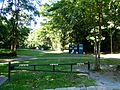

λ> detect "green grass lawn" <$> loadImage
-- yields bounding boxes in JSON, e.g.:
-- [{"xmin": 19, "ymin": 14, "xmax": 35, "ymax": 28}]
[
  {"xmin": 0, "ymin": 49, "xmax": 96, "ymax": 89},
  {"xmin": 17, "ymin": 49, "xmax": 93, "ymax": 58},
  {"xmin": 0, "ymin": 72, "xmax": 95, "ymax": 90},
  {"xmin": 101, "ymin": 59, "xmax": 120, "ymax": 65},
  {"xmin": 1, "ymin": 49, "xmax": 120, "ymax": 89}
]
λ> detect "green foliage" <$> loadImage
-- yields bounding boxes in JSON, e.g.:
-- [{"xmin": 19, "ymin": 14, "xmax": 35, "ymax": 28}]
[
  {"xmin": 35, "ymin": 0, "xmax": 120, "ymax": 70},
  {"xmin": 0, "ymin": 0, "xmax": 40, "ymax": 51},
  {"xmin": 25, "ymin": 24, "xmax": 62, "ymax": 50}
]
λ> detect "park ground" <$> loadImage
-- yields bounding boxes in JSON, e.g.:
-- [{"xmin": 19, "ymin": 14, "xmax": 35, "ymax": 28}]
[{"xmin": 0, "ymin": 49, "xmax": 120, "ymax": 90}]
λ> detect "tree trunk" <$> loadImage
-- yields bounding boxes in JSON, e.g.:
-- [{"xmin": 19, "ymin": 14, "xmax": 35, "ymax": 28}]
[
  {"xmin": 94, "ymin": 33, "xmax": 101, "ymax": 70},
  {"xmin": 94, "ymin": 43, "xmax": 96, "ymax": 54},
  {"xmin": 110, "ymin": 34, "xmax": 113, "ymax": 54},
  {"xmin": 11, "ymin": 40, "xmax": 17, "ymax": 52},
  {"xmin": 10, "ymin": 0, "xmax": 19, "ymax": 52},
  {"xmin": 94, "ymin": 0, "xmax": 103, "ymax": 70},
  {"xmin": 94, "ymin": 32, "xmax": 98, "ymax": 69}
]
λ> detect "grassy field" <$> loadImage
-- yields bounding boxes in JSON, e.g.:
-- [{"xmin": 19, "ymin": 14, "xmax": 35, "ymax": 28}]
[
  {"xmin": 16, "ymin": 49, "xmax": 93, "ymax": 58},
  {"xmin": 16, "ymin": 49, "xmax": 120, "ymax": 64},
  {"xmin": 1, "ymin": 49, "xmax": 120, "ymax": 90},
  {"xmin": 0, "ymin": 72, "xmax": 95, "ymax": 90},
  {"xmin": 0, "ymin": 49, "xmax": 96, "ymax": 90}
]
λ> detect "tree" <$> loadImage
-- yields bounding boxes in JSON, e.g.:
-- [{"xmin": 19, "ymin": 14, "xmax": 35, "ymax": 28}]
[
  {"xmin": 37, "ymin": 0, "xmax": 120, "ymax": 70},
  {"xmin": 104, "ymin": 0, "xmax": 120, "ymax": 53},
  {"xmin": 0, "ymin": 0, "xmax": 40, "ymax": 52}
]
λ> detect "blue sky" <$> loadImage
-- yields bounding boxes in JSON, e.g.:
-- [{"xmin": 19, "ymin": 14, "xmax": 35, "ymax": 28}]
[
  {"xmin": 0, "ymin": 0, "xmax": 2, "ymax": 3},
  {"xmin": 0, "ymin": 0, "xmax": 3, "ymax": 8}
]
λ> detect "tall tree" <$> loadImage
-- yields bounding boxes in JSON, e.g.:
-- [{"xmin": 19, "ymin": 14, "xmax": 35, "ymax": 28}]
[
  {"xmin": 1, "ymin": 0, "xmax": 40, "ymax": 52},
  {"xmin": 38, "ymin": 0, "xmax": 120, "ymax": 70},
  {"xmin": 104, "ymin": 0, "xmax": 120, "ymax": 53}
]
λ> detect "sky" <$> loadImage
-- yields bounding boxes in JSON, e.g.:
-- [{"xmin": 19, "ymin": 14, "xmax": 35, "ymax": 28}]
[
  {"xmin": 0, "ymin": 0, "xmax": 3, "ymax": 8},
  {"xmin": 0, "ymin": 0, "xmax": 2, "ymax": 3}
]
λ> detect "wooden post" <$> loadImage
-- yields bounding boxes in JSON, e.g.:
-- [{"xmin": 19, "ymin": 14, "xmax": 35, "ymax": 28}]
[
  {"xmin": 34, "ymin": 65, "xmax": 36, "ymax": 71},
  {"xmin": 53, "ymin": 65, "xmax": 55, "ymax": 71},
  {"xmin": 8, "ymin": 62, "xmax": 11, "ymax": 81},
  {"xmin": 71, "ymin": 64, "xmax": 73, "ymax": 72},
  {"xmin": 88, "ymin": 61, "xmax": 90, "ymax": 70}
]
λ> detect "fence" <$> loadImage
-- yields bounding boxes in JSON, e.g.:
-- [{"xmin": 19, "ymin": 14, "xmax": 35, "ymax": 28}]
[{"xmin": 8, "ymin": 61, "xmax": 90, "ymax": 81}]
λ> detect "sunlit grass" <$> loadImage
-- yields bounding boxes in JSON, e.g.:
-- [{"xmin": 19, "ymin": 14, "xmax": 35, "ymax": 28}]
[
  {"xmin": 101, "ymin": 59, "xmax": 120, "ymax": 65},
  {"xmin": 0, "ymin": 60, "xmax": 95, "ymax": 90},
  {"xmin": 17, "ymin": 49, "xmax": 93, "ymax": 57},
  {"xmin": 0, "ymin": 49, "xmax": 96, "ymax": 89},
  {"xmin": 1, "ymin": 49, "xmax": 120, "ymax": 89}
]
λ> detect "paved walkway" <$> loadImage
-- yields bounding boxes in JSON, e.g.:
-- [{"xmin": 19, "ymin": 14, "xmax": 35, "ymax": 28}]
[
  {"xmin": 0, "ymin": 55, "xmax": 39, "ymax": 63},
  {"xmin": 100, "ymin": 54, "xmax": 120, "ymax": 59},
  {"xmin": 45, "ymin": 86, "xmax": 120, "ymax": 90},
  {"xmin": 0, "ymin": 76, "xmax": 7, "ymax": 86}
]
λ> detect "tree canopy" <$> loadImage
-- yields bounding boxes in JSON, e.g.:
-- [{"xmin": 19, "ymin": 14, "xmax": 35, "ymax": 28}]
[
  {"xmin": 0, "ymin": 0, "xmax": 40, "ymax": 51},
  {"xmin": 23, "ymin": 0, "xmax": 120, "ymax": 70},
  {"xmin": 0, "ymin": 0, "xmax": 120, "ymax": 59}
]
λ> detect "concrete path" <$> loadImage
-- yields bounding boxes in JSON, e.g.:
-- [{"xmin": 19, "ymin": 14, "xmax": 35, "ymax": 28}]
[
  {"xmin": 100, "ymin": 54, "xmax": 120, "ymax": 59},
  {"xmin": 45, "ymin": 86, "xmax": 120, "ymax": 90},
  {"xmin": 0, "ymin": 55, "xmax": 39, "ymax": 63},
  {"xmin": 0, "ymin": 76, "xmax": 7, "ymax": 86}
]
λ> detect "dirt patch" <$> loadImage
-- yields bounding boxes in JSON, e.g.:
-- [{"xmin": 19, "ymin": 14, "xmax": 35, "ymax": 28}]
[
  {"xmin": 90, "ymin": 70, "xmax": 120, "ymax": 86},
  {"xmin": 75, "ymin": 64, "xmax": 120, "ymax": 87}
]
